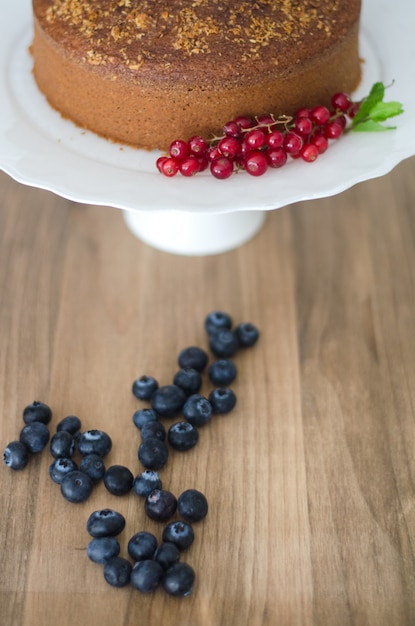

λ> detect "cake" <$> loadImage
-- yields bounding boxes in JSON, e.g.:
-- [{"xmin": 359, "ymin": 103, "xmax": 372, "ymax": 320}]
[{"xmin": 31, "ymin": 0, "xmax": 362, "ymax": 151}]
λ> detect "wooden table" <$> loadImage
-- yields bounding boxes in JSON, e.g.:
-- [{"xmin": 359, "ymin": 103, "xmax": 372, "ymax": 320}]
[{"xmin": 1, "ymin": 155, "xmax": 415, "ymax": 626}]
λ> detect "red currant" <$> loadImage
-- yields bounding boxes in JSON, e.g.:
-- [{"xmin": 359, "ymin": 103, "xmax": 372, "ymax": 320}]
[
  {"xmin": 234, "ymin": 116, "xmax": 254, "ymax": 131},
  {"xmin": 188, "ymin": 135, "xmax": 207, "ymax": 155},
  {"xmin": 218, "ymin": 136, "xmax": 241, "ymax": 159},
  {"xmin": 266, "ymin": 148, "xmax": 287, "ymax": 169},
  {"xmin": 207, "ymin": 145, "xmax": 221, "ymax": 162},
  {"xmin": 256, "ymin": 114, "xmax": 275, "ymax": 127},
  {"xmin": 210, "ymin": 157, "xmax": 234, "ymax": 180},
  {"xmin": 294, "ymin": 117, "xmax": 313, "ymax": 137},
  {"xmin": 266, "ymin": 130, "xmax": 284, "ymax": 149},
  {"xmin": 295, "ymin": 107, "xmax": 310, "ymax": 119},
  {"xmin": 311, "ymin": 133, "xmax": 328, "ymax": 154},
  {"xmin": 331, "ymin": 92, "xmax": 352, "ymax": 112},
  {"xmin": 310, "ymin": 105, "xmax": 330, "ymax": 125},
  {"xmin": 300, "ymin": 143, "xmax": 319, "ymax": 163},
  {"xmin": 347, "ymin": 102, "xmax": 361, "ymax": 119},
  {"xmin": 324, "ymin": 121, "xmax": 344, "ymax": 139},
  {"xmin": 179, "ymin": 156, "xmax": 200, "ymax": 177},
  {"xmin": 169, "ymin": 139, "xmax": 189, "ymax": 161},
  {"xmin": 197, "ymin": 154, "xmax": 209, "ymax": 172},
  {"xmin": 283, "ymin": 131, "xmax": 303, "ymax": 155},
  {"xmin": 158, "ymin": 156, "xmax": 180, "ymax": 177},
  {"xmin": 245, "ymin": 129, "xmax": 267, "ymax": 150},
  {"xmin": 243, "ymin": 151, "xmax": 268, "ymax": 177},
  {"xmin": 223, "ymin": 121, "xmax": 241, "ymax": 138}
]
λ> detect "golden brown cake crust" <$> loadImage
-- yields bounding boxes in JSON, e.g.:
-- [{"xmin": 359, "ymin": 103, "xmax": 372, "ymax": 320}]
[{"xmin": 32, "ymin": 0, "xmax": 362, "ymax": 150}]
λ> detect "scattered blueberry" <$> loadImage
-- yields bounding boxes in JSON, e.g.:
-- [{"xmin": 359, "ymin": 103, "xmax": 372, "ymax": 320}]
[
  {"xmin": 87, "ymin": 537, "xmax": 120, "ymax": 564},
  {"xmin": 209, "ymin": 329, "xmax": 239, "ymax": 358},
  {"xmin": 145, "ymin": 489, "xmax": 177, "ymax": 522},
  {"xmin": 167, "ymin": 421, "xmax": 199, "ymax": 452},
  {"xmin": 103, "ymin": 557, "xmax": 132, "ymax": 588},
  {"xmin": 154, "ymin": 542, "xmax": 180, "ymax": 570},
  {"xmin": 234, "ymin": 322, "xmax": 259, "ymax": 347},
  {"xmin": 49, "ymin": 430, "xmax": 75, "ymax": 459},
  {"xmin": 131, "ymin": 560, "xmax": 163, "ymax": 593},
  {"xmin": 140, "ymin": 420, "xmax": 166, "ymax": 442},
  {"xmin": 162, "ymin": 521, "xmax": 195, "ymax": 551},
  {"xmin": 132, "ymin": 375, "xmax": 159, "ymax": 401},
  {"xmin": 56, "ymin": 415, "xmax": 82, "ymax": 436},
  {"xmin": 60, "ymin": 470, "xmax": 93, "ymax": 503},
  {"xmin": 177, "ymin": 489, "xmax": 208, "ymax": 523},
  {"xmin": 182, "ymin": 394, "xmax": 212, "ymax": 427},
  {"xmin": 3, "ymin": 441, "xmax": 30, "ymax": 470},
  {"xmin": 103, "ymin": 465, "xmax": 134, "ymax": 496},
  {"xmin": 19, "ymin": 421, "xmax": 50, "ymax": 454},
  {"xmin": 127, "ymin": 531, "xmax": 158, "ymax": 561},
  {"xmin": 79, "ymin": 454, "xmax": 106, "ymax": 483},
  {"xmin": 162, "ymin": 562, "xmax": 195, "ymax": 597},
  {"xmin": 208, "ymin": 387, "xmax": 237, "ymax": 414},
  {"xmin": 204, "ymin": 311, "xmax": 233, "ymax": 336},
  {"xmin": 177, "ymin": 347, "xmax": 209, "ymax": 372},
  {"xmin": 133, "ymin": 470, "xmax": 162, "ymax": 497},
  {"xmin": 22, "ymin": 401, "xmax": 52, "ymax": 425},
  {"xmin": 138, "ymin": 437, "xmax": 169, "ymax": 470},
  {"xmin": 77, "ymin": 430, "xmax": 112, "ymax": 458},
  {"xmin": 150, "ymin": 385, "xmax": 187, "ymax": 418},
  {"xmin": 132, "ymin": 408, "xmax": 158, "ymax": 430},
  {"xmin": 49, "ymin": 457, "xmax": 78, "ymax": 484},
  {"xmin": 86, "ymin": 509, "xmax": 126, "ymax": 538},
  {"xmin": 173, "ymin": 367, "xmax": 202, "ymax": 396},
  {"xmin": 208, "ymin": 359, "xmax": 237, "ymax": 386}
]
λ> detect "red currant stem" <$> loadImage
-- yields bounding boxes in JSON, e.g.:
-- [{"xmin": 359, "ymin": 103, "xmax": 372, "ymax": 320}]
[{"xmin": 208, "ymin": 114, "xmax": 293, "ymax": 147}]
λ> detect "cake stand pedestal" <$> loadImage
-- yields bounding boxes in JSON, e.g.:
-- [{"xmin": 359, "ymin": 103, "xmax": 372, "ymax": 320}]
[{"xmin": 123, "ymin": 209, "xmax": 267, "ymax": 256}]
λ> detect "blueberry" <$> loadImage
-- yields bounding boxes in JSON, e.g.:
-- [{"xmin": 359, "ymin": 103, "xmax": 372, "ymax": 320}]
[
  {"xmin": 204, "ymin": 311, "xmax": 233, "ymax": 336},
  {"xmin": 56, "ymin": 415, "xmax": 82, "ymax": 436},
  {"xmin": 167, "ymin": 422, "xmax": 199, "ymax": 452},
  {"xmin": 77, "ymin": 429, "xmax": 112, "ymax": 457},
  {"xmin": 140, "ymin": 420, "xmax": 166, "ymax": 442},
  {"xmin": 162, "ymin": 562, "xmax": 195, "ymax": 597},
  {"xmin": 182, "ymin": 394, "xmax": 212, "ymax": 427},
  {"xmin": 162, "ymin": 521, "xmax": 194, "ymax": 551},
  {"xmin": 49, "ymin": 457, "xmax": 78, "ymax": 484},
  {"xmin": 130, "ymin": 560, "xmax": 163, "ymax": 593},
  {"xmin": 22, "ymin": 401, "xmax": 52, "ymax": 425},
  {"xmin": 177, "ymin": 489, "xmax": 208, "ymax": 523},
  {"xmin": 86, "ymin": 509, "xmax": 126, "ymax": 538},
  {"xmin": 208, "ymin": 387, "xmax": 237, "ymax": 414},
  {"xmin": 60, "ymin": 470, "xmax": 93, "ymax": 503},
  {"xmin": 208, "ymin": 359, "xmax": 237, "ymax": 386},
  {"xmin": 49, "ymin": 431, "xmax": 75, "ymax": 459},
  {"xmin": 3, "ymin": 441, "xmax": 30, "ymax": 470},
  {"xmin": 103, "ymin": 465, "xmax": 134, "ymax": 496},
  {"xmin": 87, "ymin": 537, "xmax": 120, "ymax": 564},
  {"xmin": 132, "ymin": 408, "xmax": 158, "ymax": 430},
  {"xmin": 103, "ymin": 557, "xmax": 132, "ymax": 588},
  {"xmin": 209, "ymin": 329, "xmax": 239, "ymax": 358},
  {"xmin": 138, "ymin": 437, "xmax": 168, "ymax": 470},
  {"xmin": 154, "ymin": 542, "xmax": 180, "ymax": 570},
  {"xmin": 19, "ymin": 421, "xmax": 50, "ymax": 453},
  {"xmin": 132, "ymin": 375, "xmax": 159, "ymax": 401},
  {"xmin": 127, "ymin": 531, "xmax": 158, "ymax": 561},
  {"xmin": 79, "ymin": 454, "xmax": 106, "ymax": 483},
  {"xmin": 173, "ymin": 367, "xmax": 202, "ymax": 396},
  {"xmin": 177, "ymin": 346, "xmax": 208, "ymax": 372},
  {"xmin": 150, "ymin": 385, "xmax": 187, "ymax": 418},
  {"xmin": 145, "ymin": 489, "xmax": 177, "ymax": 522},
  {"xmin": 133, "ymin": 470, "xmax": 162, "ymax": 497},
  {"xmin": 234, "ymin": 322, "xmax": 259, "ymax": 347}
]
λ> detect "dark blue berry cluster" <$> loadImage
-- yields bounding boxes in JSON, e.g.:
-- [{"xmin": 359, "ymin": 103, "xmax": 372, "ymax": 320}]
[
  {"xmin": 3, "ymin": 401, "xmax": 52, "ymax": 470},
  {"xmin": 86, "ymin": 503, "xmax": 203, "ymax": 596}
]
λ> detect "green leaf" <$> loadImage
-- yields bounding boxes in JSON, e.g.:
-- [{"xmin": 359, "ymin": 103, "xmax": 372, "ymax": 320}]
[
  {"xmin": 352, "ymin": 119, "xmax": 396, "ymax": 132},
  {"xmin": 351, "ymin": 82, "xmax": 385, "ymax": 126},
  {"xmin": 369, "ymin": 100, "xmax": 404, "ymax": 121}
]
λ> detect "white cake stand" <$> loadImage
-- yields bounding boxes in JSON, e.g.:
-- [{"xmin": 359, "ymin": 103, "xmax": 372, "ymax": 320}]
[{"xmin": 1, "ymin": 0, "xmax": 415, "ymax": 255}]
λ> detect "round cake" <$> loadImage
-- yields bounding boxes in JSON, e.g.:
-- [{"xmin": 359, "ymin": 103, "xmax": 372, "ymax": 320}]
[{"xmin": 31, "ymin": 0, "xmax": 362, "ymax": 151}]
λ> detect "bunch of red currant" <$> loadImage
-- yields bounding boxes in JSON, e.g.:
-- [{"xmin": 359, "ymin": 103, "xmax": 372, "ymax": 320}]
[{"xmin": 156, "ymin": 91, "xmax": 360, "ymax": 180}]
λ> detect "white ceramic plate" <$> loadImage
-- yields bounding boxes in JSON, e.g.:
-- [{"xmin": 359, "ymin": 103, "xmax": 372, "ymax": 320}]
[{"xmin": 1, "ymin": 0, "xmax": 415, "ymax": 253}]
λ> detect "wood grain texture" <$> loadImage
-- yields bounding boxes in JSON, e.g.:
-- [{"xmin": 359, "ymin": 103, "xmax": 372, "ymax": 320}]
[{"xmin": 1, "ymin": 156, "xmax": 414, "ymax": 626}]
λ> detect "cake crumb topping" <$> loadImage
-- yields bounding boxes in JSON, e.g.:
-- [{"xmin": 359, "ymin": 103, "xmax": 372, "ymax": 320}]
[{"xmin": 43, "ymin": 0, "xmax": 344, "ymax": 68}]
